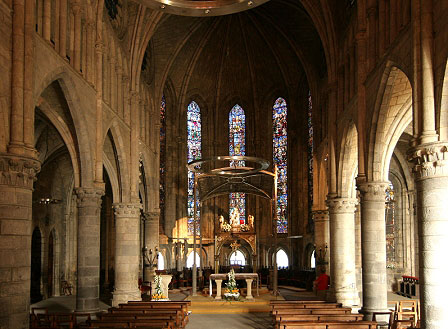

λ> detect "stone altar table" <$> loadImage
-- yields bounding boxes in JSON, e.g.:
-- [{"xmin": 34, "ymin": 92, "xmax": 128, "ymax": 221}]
[{"xmin": 209, "ymin": 273, "xmax": 258, "ymax": 300}]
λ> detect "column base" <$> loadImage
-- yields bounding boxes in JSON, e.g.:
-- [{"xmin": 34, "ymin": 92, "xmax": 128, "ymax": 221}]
[
  {"xmin": 76, "ymin": 298, "xmax": 100, "ymax": 313},
  {"xmin": 359, "ymin": 307, "xmax": 391, "ymax": 321},
  {"xmin": 112, "ymin": 289, "xmax": 142, "ymax": 307},
  {"xmin": 335, "ymin": 290, "xmax": 360, "ymax": 308}
]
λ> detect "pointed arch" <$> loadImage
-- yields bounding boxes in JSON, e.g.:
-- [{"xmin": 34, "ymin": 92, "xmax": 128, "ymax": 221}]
[
  {"xmin": 438, "ymin": 59, "xmax": 448, "ymax": 140},
  {"xmin": 369, "ymin": 65, "xmax": 413, "ymax": 181},
  {"xmin": 34, "ymin": 71, "xmax": 95, "ymax": 185},
  {"xmin": 338, "ymin": 121, "xmax": 358, "ymax": 198}
]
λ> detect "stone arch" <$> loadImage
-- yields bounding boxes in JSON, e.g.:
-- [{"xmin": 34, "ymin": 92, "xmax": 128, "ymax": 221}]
[
  {"xmin": 337, "ymin": 121, "xmax": 358, "ymax": 198},
  {"xmin": 304, "ymin": 242, "xmax": 315, "ymax": 269},
  {"xmin": 47, "ymin": 228, "xmax": 61, "ymax": 297},
  {"xmin": 37, "ymin": 100, "xmax": 80, "ymax": 187},
  {"xmin": 31, "ymin": 226, "xmax": 43, "ymax": 303},
  {"xmin": 34, "ymin": 71, "xmax": 95, "ymax": 185},
  {"xmin": 137, "ymin": 150, "xmax": 152, "ymax": 211},
  {"xmin": 369, "ymin": 65, "xmax": 413, "ymax": 181},
  {"xmin": 103, "ymin": 121, "xmax": 130, "ymax": 202},
  {"xmin": 314, "ymin": 146, "xmax": 328, "ymax": 208},
  {"xmin": 439, "ymin": 59, "xmax": 448, "ymax": 140}
]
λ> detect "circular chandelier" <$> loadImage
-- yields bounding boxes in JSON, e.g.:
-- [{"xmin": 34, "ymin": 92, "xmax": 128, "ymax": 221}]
[
  {"xmin": 135, "ymin": 0, "xmax": 269, "ymax": 17},
  {"xmin": 187, "ymin": 155, "xmax": 269, "ymax": 177}
]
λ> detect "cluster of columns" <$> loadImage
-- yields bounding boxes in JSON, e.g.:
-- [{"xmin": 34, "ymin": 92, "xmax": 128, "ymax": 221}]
[{"xmin": 0, "ymin": 155, "xmax": 40, "ymax": 328}]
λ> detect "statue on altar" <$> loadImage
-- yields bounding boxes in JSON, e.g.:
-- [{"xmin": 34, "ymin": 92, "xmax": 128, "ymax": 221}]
[
  {"xmin": 248, "ymin": 215, "xmax": 254, "ymax": 228},
  {"xmin": 230, "ymin": 208, "xmax": 240, "ymax": 229}
]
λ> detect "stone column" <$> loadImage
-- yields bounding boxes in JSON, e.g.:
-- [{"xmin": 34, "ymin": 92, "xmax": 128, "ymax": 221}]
[
  {"xmin": 326, "ymin": 197, "xmax": 360, "ymax": 307},
  {"xmin": 357, "ymin": 182, "xmax": 388, "ymax": 319},
  {"xmin": 75, "ymin": 187, "xmax": 104, "ymax": 312},
  {"xmin": 313, "ymin": 210, "xmax": 330, "ymax": 275},
  {"xmin": 112, "ymin": 203, "xmax": 143, "ymax": 306},
  {"xmin": 408, "ymin": 142, "xmax": 448, "ymax": 328},
  {"xmin": 143, "ymin": 211, "xmax": 159, "ymax": 258},
  {"xmin": 0, "ymin": 155, "xmax": 39, "ymax": 329}
]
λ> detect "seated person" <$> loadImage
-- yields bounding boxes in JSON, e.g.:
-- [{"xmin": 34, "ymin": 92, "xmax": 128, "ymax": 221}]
[{"xmin": 313, "ymin": 268, "xmax": 330, "ymax": 294}]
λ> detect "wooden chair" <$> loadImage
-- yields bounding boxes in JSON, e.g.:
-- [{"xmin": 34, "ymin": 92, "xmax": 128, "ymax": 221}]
[{"xmin": 372, "ymin": 311, "xmax": 393, "ymax": 329}]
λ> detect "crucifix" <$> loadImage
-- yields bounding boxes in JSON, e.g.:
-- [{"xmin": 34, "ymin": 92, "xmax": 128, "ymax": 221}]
[{"xmin": 230, "ymin": 240, "xmax": 241, "ymax": 251}]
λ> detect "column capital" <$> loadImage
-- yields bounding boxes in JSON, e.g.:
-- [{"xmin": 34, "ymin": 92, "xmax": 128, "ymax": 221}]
[
  {"xmin": 75, "ymin": 187, "xmax": 104, "ymax": 207},
  {"xmin": 0, "ymin": 154, "xmax": 40, "ymax": 189},
  {"xmin": 408, "ymin": 142, "xmax": 448, "ymax": 179},
  {"xmin": 312, "ymin": 209, "xmax": 329, "ymax": 223},
  {"xmin": 357, "ymin": 181, "xmax": 389, "ymax": 201},
  {"xmin": 143, "ymin": 210, "xmax": 160, "ymax": 221},
  {"xmin": 113, "ymin": 203, "xmax": 142, "ymax": 217},
  {"xmin": 326, "ymin": 197, "xmax": 357, "ymax": 213}
]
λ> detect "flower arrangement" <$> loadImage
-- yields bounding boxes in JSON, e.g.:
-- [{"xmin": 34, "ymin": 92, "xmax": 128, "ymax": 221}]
[
  {"xmin": 240, "ymin": 224, "xmax": 250, "ymax": 232},
  {"xmin": 151, "ymin": 275, "xmax": 166, "ymax": 300},
  {"xmin": 221, "ymin": 222, "xmax": 232, "ymax": 232},
  {"xmin": 223, "ymin": 269, "xmax": 240, "ymax": 300}
]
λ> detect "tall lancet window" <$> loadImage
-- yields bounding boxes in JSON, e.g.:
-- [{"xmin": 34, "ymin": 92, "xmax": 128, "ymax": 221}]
[
  {"xmin": 160, "ymin": 96, "xmax": 166, "ymax": 224},
  {"xmin": 308, "ymin": 91, "xmax": 314, "ymax": 231},
  {"xmin": 385, "ymin": 182, "xmax": 395, "ymax": 266},
  {"xmin": 273, "ymin": 97, "xmax": 288, "ymax": 233},
  {"xmin": 229, "ymin": 104, "xmax": 246, "ymax": 224},
  {"xmin": 187, "ymin": 101, "xmax": 201, "ymax": 234}
]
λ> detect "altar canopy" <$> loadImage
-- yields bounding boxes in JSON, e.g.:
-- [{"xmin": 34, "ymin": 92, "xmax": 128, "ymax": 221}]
[{"xmin": 187, "ymin": 155, "xmax": 280, "ymax": 296}]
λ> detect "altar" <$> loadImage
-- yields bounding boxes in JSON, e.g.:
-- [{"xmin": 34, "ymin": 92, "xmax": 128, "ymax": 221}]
[{"xmin": 209, "ymin": 273, "xmax": 258, "ymax": 300}]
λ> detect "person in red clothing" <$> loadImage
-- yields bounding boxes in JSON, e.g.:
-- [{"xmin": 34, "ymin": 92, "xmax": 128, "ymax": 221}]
[{"xmin": 313, "ymin": 267, "xmax": 330, "ymax": 294}]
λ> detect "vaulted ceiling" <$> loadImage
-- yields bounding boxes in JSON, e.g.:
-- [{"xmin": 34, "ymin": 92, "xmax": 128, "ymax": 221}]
[{"xmin": 142, "ymin": 0, "xmax": 327, "ymax": 112}]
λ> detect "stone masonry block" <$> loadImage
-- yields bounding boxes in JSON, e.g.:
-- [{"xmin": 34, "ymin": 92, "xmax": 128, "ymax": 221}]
[
  {"xmin": 0, "ymin": 281, "xmax": 28, "ymax": 297},
  {"xmin": 11, "ymin": 267, "xmax": 30, "ymax": 281},
  {"xmin": 0, "ymin": 250, "xmax": 30, "ymax": 267},
  {"xmin": 0, "ymin": 219, "xmax": 31, "ymax": 235},
  {"xmin": 0, "ymin": 235, "xmax": 28, "ymax": 250},
  {"xmin": 0, "ymin": 268, "xmax": 11, "ymax": 282},
  {"xmin": 0, "ymin": 206, "xmax": 30, "ymax": 221}
]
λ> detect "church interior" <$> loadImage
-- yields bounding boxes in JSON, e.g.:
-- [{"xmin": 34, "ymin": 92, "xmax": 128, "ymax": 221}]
[{"xmin": 0, "ymin": 0, "xmax": 447, "ymax": 328}]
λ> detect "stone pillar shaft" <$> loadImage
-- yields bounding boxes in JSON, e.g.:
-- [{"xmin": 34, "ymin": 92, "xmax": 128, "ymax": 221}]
[
  {"xmin": 0, "ymin": 155, "xmax": 39, "ymax": 329},
  {"xmin": 409, "ymin": 143, "xmax": 448, "ymax": 329},
  {"xmin": 313, "ymin": 210, "xmax": 330, "ymax": 275},
  {"xmin": 143, "ymin": 211, "xmax": 159, "ymax": 256},
  {"xmin": 112, "ymin": 203, "xmax": 143, "ymax": 306},
  {"xmin": 75, "ymin": 187, "xmax": 104, "ymax": 312},
  {"xmin": 357, "ymin": 182, "xmax": 388, "ymax": 318},
  {"xmin": 327, "ymin": 197, "xmax": 359, "ymax": 307}
]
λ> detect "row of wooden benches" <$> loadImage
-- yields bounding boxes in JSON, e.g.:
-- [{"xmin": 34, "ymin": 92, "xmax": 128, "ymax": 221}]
[
  {"xmin": 30, "ymin": 300, "xmax": 191, "ymax": 329},
  {"xmin": 270, "ymin": 300, "xmax": 377, "ymax": 329}
]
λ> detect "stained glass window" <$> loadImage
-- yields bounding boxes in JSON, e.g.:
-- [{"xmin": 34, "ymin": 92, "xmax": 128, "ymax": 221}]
[
  {"xmin": 229, "ymin": 104, "xmax": 246, "ymax": 223},
  {"xmin": 160, "ymin": 96, "xmax": 166, "ymax": 224},
  {"xmin": 385, "ymin": 182, "xmax": 395, "ymax": 266},
  {"xmin": 273, "ymin": 98, "xmax": 288, "ymax": 233},
  {"xmin": 187, "ymin": 101, "xmax": 201, "ymax": 234},
  {"xmin": 308, "ymin": 92, "xmax": 314, "ymax": 232}
]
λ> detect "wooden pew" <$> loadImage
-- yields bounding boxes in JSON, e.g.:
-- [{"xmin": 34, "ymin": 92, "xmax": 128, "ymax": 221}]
[
  {"xmin": 275, "ymin": 314, "xmax": 364, "ymax": 329},
  {"xmin": 88, "ymin": 319, "xmax": 173, "ymax": 328},
  {"xmin": 118, "ymin": 302, "xmax": 190, "ymax": 327},
  {"xmin": 99, "ymin": 313, "xmax": 178, "ymax": 328},
  {"xmin": 273, "ymin": 308, "xmax": 352, "ymax": 316},
  {"xmin": 114, "ymin": 305, "xmax": 187, "ymax": 327},
  {"xmin": 271, "ymin": 303, "xmax": 343, "ymax": 311},
  {"xmin": 278, "ymin": 321, "xmax": 377, "ymax": 329}
]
